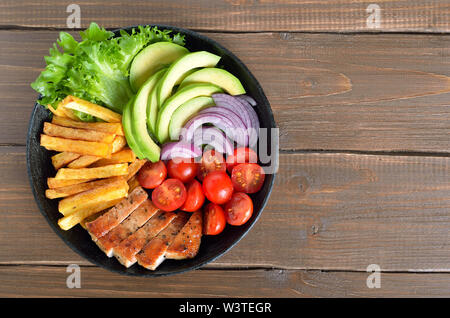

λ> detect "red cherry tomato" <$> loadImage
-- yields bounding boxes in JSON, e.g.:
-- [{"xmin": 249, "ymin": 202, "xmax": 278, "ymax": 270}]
[
  {"xmin": 203, "ymin": 203, "xmax": 227, "ymax": 235},
  {"xmin": 197, "ymin": 149, "xmax": 226, "ymax": 181},
  {"xmin": 226, "ymin": 147, "xmax": 258, "ymax": 173},
  {"xmin": 224, "ymin": 192, "xmax": 253, "ymax": 226},
  {"xmin": 137, "ymin": 160, "xmax": 167, "ymax": 189},
  {"xmin": 231, "ymin": 163, "xmax": 265, "ymax": 194},
  {"xmin": 167, "ymin": 157, "xmax": 198, "ymax": 183},
  {"xmin": 180, "ymin": 179, "xmax": 205, "ymax": 212},
  {"xmin": 152, "ymin": 178, "xmax": 187, "ymax": 212},
  {"xmin": 202, "ymin": 171, "xmax": 234, "ymax": 204}
]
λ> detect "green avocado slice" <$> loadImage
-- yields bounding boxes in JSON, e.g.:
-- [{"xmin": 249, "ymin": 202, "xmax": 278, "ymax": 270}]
[
  {"xmin": 130, "ymin": 70, "xmax": 165, "ymax": 162},
  {"xmin": 157, "ymin": 51, "xmax": 221, "ymax": 106},
  {"xmin": 169, "ymin": 96, "xmax": 215, "ymax": 141},
  {"xmin": 156, "ymin": 83, "xmax": 223, "ymax": 144},
  {"xmin": 122, "ymin": 97, "xmax": 145, "ymax": 159},
  {"xmin": 179, "ymin": 68, "xmax": 246, "ymax": 95},
  {"xmin": 129, "ymin": 42, "xmax": 189, "ymax": 92}
]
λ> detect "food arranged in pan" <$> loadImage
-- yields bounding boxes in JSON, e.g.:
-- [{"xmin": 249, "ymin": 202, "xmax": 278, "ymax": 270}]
[{"xmin": 32, "ymin": 23, "xmax": 266, "ymax": 271}]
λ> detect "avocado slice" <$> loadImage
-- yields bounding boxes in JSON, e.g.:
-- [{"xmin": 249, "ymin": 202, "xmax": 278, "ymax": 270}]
[
  {"xmin": 169, "ymin": 96, "xmax": 215, "ymax": 141},
  {"xmin": 146, "ymin": 82, "xmax": 160, "ymax": 135},
  {"xmin": 179, "ymin": 68, "xmax": 246, "ymax": 95},
  {"xmin": 156, "ymin": 83, "xmax": 223, "ymax": 143},
  {"xmin": 122, "ymin": 97, "xmax": 145, "ymax": 159},
  {"xmin": 130, "ymin": 70, "xmax": 165, "ymax": 162},
  {"xmin": 129, "ymin": 42, "xmax": 189, "ymax": 92},
  {"xmin": 157, "ymin": 51, "xmax": 221, "ymax": 106}
]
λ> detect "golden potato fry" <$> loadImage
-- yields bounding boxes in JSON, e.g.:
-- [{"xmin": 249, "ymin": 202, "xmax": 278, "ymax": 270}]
[
  {"xmin": 63, "ymin": 95, "xmax": 122, "ymax": 123},
  {"xmin": 60, "ymin": 107, "xmax": 79, "ymax": 121},
  {"xmin": 66, "ymin": 135, "xmax": 127, "ymax": 169},
  {"xmin": 126, "ymin": 159, "xmax": 147, "ymax": 181},
  {"xmin": 47, "ymin": 177, "xmax": 94, "ymax": 189},
  {"xmin": 47, "ymin": 103, "xmax": 67, "ymax": 118},
  {"xmin": 91, "ymin": 148, "xmax": 136, "ymax": 167},
  {"xmin": 58, "ymin": 199, "xmax": 122, "ymax": 231},
  {"xmin": 46, "ymin": 177, "xmax": 122, "ymax": 199},
  {"xmin": 55, "ymin": 163, "xmax": 128, "ymax": 180},
  {"xmin": 51, "ymin": 152, "xmax": 81, "ymax": 170},
  {"xmin": 111, "ymin": 135, "xmax": 127, "ymax": 152},
  {"xmin": 52, "ymin": 116, "xmax": 124, "ymax": 136},
  {"xmin": 43, "ymin": 122, "xmax": 116, "ymax": 143},
  {"xmin": 127, "ymin": 175, "xmax": 140, "ymax": 193},
  {"xmin": 40, "ymin": 134, "xmax": 112, "ymax": 158},
  {"xmin": 58, "ymin": 177, "xmax": 128, "ymax": 216},
  {"xmin": 66, "ymin": 155, "xmax": 101, "ymax": 169}
]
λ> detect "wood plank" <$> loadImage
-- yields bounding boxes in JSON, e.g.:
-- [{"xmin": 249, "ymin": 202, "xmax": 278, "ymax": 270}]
[
  {"xmin": 2, "ymin": 30, "xmax": 450, "ymax": 152},
  {"xmin": 2, "ymin": 147, "xmax": 449, "ymax": 271},
  {"xmin": 0, "ymin": 265, "xmax": 449, "ymax": 297},
  {"xmin": 0, "ymin": 0, "xmax": 449, "ymax": 32}
]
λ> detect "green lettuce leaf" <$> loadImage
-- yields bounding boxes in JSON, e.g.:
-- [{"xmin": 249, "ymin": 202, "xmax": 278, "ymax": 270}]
[{"xmin": 31, "ymin": 22, "xmax": 185, "ymax": 120}]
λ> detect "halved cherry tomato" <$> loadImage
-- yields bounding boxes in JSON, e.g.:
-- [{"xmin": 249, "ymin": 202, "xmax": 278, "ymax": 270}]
[
  {"xmin": 224, "ymin": 192, "xmax": 253, "ymax": 226},
  {"xmin": 202, "ymin": 171, "xmax": 234, "ymax": 204},
  {"xmin": 231, "ymin": 163, "xmax": 265, "ymax": 194},
  {"xmin": 180, "ymin": 179, "xmax": 205, "ymax": 212},
  {"xmin": 197, "ymin": 149, "xmax": 226, "ymax": 181},
  {"xmin": 226, "ymin": 147, "xmax": 258, "ymax": 173},
  {"xmin": 152, "ymin": 178, "xmax": 187, "ymax": 212},
  {"xmin": 137, "ymin": 160, "xmax": 167, "ymax": 189},
  {"xmin": 167, "ymin": 157, "xmax": 198, "ymax": 183},
  {"xmin": 203, "ymin": 203, "xmax": 227, "ymax": 235}
]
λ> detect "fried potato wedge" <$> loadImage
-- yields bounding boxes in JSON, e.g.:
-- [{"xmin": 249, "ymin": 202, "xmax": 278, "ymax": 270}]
[
  {"xmin": 66, "ymin": 135, "xmax": 127, "ymax": 169},
  {"xmin": 47, "ymin": 177, "xmax": 94, "ymax": 189},
  {"xmin": 63, "ymin": 95, "xmax": 122, "ymax": 123},
  {"xmin": 52, "ymin": 116, "xmax": 124, "ymax": 136},
  {"xmin": 48, "ymin": 104, "xmax": 68, "ymax": 118},
  {"xmin": 55, "ymin": 163, "xmax": 128, "ymax": 180},
  {"xmin": 40, "ymin": 134, "xmax": 112, "ymax": 158},
  {"xmin": 127, "ymin": 175, "xmax": 140, "ymax": 193},
  {"xmin": 58, "ymin": 199, "xmax": 122, "ymax": 231},
  {"xmin": 58, "ymin": 177, "xmax": 128, "ymax": 216},
  {"xmin": 126, "ymin": 159, "xmax": 147, "ymax": 181},
  {"xmin": 51, "ymin": 152, "xmax": 81, "ymax": 170},
  {"xmin": 91, "ymin": 148, "xmax": 136, "ymax": 167},
  {"xmin": 46, "ymin": 177, "xmax": 123, "ymax": 199},
  {"xmin": 67, "ymin": 155, "xmax": 101, "ymax": 169},
  {"xmin": 43, "ymin": 122, "xmax": 116, "ymax": 143}
]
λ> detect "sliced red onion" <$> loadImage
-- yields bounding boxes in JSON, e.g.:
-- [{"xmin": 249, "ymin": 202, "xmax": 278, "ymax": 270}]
[
  {"xmin": 236, "ymin": 94, "xmax": 257, "ymax": 107},
  {"xmin": 193, "ymin": 127, "xmax": 234, "ymax": 155},
  {"xmin": 212, "ymin": 93, "xmax": 252, "ymax": 137},
  {"xmin": 160, "ymin": 141, "xmax": 202, "ymax": 161},
  {"xmin": 199, "ymin": 107, "xmax": 248, "ymax": 146},
  {"xmin": 236, "ymin": 97, "xmax": 260, "ymax": 147},
  {"xmin": 181, "ymin": 113, "xmax": 236, "ymax": 144}
]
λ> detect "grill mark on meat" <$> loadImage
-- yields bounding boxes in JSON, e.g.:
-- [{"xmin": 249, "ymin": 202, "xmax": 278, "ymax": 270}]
[
  {"xmin": 94, "ymin": 199, "xmax": 158, "ymax": 257},
  {"xmin": 86, "ymin": 187, "xmax": 147, "ymax": 240},
  {"xmin": 136, "ymin": 212, "xmax": 190, "ymax": 270},
  {"xmin": 165, "ymin": 210, "xmax": 203, "ymax": 260},
  {"xmin": 113, "ymin": 210, "xmax": 177, "ymax": 268}
]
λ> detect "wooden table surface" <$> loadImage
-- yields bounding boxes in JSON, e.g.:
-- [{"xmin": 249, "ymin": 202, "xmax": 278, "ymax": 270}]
[{"xmin": 1, "ymin": 0, "xmax": 449, "ymax": 297}]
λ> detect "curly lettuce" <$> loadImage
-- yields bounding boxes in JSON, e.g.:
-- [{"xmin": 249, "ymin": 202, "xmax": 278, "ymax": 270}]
[{"xmin": 31, "ymin": 23, "xmax": 185, "ymax": 119}]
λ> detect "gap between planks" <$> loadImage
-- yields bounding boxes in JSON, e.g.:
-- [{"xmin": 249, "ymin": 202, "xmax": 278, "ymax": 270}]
[
  {"xmin": 1, "ymin": 25, "xmax": 450, "ymax": 35},
  {"xmin": 2, "ymin": 262, "xmax": 450, "ymax": 274}
]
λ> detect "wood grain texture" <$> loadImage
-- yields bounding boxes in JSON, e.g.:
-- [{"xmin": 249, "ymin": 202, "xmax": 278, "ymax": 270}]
[
  {"xmin": 0, "ymin": 265, "xmax": 449, "ymax": 297},
  {"xmin": 1, "ymin": 147, "xmax": 449, "ymax": 271},
  {"xmin": 2, "ymin": 30, "xmax": 450, "ymax": 152},
  {"xmin": 0, "ymin": 0, "xmax": 449, "ymax": 32}
]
